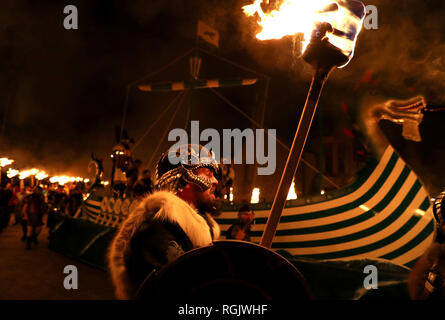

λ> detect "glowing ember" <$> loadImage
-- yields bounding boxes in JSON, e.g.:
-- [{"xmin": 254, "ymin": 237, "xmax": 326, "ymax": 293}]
[
  {"xmin": 229, "ymin": 187, "xmax": 234, "ymax": 202},
  {"xmin": 0, "ymin": 158, "xmax": 14, "ymax": 167},
  {"xmin": 287, "ymin": 180, "xmax": 298, "ymax": 200},
  {"xmin": 251, "ymin": 187, "xmax": 260, "ymax": 204},
  {"xmin": 243, "ymin": 0, "xmax": 365, "ymax": 67}
]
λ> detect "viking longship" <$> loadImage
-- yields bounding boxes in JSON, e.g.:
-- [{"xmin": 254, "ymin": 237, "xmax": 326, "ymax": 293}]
[
  {"xmin": 76, "ymin": 95, "xmax": 433, "ymax": 268},
  {"xmin": 48, "ymin": 48, "xmax": 439, "ymax": 300}
]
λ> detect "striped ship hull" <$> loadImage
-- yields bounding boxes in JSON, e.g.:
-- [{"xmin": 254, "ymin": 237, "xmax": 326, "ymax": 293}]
[{"xmin": 83, "ymin": 146, "xmax": 434, "ymax": 268}]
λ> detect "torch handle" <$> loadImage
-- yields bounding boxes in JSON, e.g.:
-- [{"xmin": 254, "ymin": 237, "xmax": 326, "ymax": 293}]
[{"xmin": 260, "ymin": 67, "xmax": 332, "ymax": 248}]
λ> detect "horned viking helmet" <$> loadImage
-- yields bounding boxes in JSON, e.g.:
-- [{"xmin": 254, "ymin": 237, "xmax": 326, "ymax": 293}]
[{"xmin": 155, "ymin": 144, "xmax": 221, "ymax": 193}]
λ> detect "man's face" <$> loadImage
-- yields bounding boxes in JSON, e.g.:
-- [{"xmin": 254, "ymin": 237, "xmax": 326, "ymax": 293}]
[
  {"xmin": 239, "ymin": 211, "xmax": 255, "ymax": 224},
  {"xmin": 191, "ymin": 167, "xmax": 218, "ymax": 213},
  {"xmin": 143, "ymin": 171, "xmax": 150, "ymax": 179}
]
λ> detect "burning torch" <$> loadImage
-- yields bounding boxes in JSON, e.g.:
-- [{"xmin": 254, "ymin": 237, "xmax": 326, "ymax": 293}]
[
  {"xmin": 243, "ymin": 0, "xmax": 366, "ymax": 247},
  {"xmin": 0, "ymin": 157, "xmax": 14, "ymax": 186}
]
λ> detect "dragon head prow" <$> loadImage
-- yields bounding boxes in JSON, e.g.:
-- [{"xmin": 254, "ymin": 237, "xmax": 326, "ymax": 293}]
[
  {"xmin": 357, "ymin": 94, "xmax": 427, "ymax": 158},
  {"xmin": 377, "ymin": 96, "xmax": 426, "ymax": 142}
]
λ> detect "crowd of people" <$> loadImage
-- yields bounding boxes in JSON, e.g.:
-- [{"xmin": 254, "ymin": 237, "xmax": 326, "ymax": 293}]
[{"xmin": 0, "ymin": 181, "xmax": 87, "ymax": 249}]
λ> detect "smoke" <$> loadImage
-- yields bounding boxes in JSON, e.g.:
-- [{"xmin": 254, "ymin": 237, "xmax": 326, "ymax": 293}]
[{"xmin": 335, "ymin": 0, "xmax": 445, "ymax": 104}]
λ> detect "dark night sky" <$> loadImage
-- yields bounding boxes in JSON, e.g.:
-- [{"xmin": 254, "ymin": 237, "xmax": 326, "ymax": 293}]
[{"xmin": 0, "ymin": 0, "xmax": 444, "ymax": 196}]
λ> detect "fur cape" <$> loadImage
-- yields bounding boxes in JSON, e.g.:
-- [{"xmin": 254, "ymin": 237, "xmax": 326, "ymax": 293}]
[{"xmin": 107, "ymin": 191, "xmax": 220, "ymax": 299}]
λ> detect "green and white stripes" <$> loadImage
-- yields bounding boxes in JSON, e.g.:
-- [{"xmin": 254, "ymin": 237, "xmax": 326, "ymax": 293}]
[{"xmin": 216, "ymin": 146, "xmax": 434, "ymax": 268}]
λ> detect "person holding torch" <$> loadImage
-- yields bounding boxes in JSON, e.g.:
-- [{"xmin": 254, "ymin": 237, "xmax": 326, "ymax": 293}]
[{"xmin": 226, "ymin": 204, "xmax": 255, "ymax": 241}]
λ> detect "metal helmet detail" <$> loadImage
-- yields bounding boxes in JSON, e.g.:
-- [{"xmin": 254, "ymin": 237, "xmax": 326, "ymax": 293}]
[{"xmin": 155, "ymin": 144, "xmax": 221, "ymax": 193}]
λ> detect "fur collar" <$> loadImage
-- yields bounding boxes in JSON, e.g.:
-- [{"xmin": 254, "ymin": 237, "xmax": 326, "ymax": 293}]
[
  {"xmin": 108, "ymin": 191, "xmax": 220, "ymax": 299},
  {"xmin": 135, "ymin": 191, "xmax": 220, "ymax": 246}
]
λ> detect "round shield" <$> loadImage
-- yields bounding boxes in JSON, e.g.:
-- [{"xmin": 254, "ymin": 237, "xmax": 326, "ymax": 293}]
[
  {"xmin": 114, "ymin": 198, "xmax": 122, "ymax": 215},
  {"xmin": 100, "ymin": 197, "xmax": 108, "ymax": 212},
  {"xmin": 121, "ymin": 199, "xmax": 131, "ymax": 216},
  {"xmin": 107, "ymin": 197, "xmax": 115, "ymax": 214},
  {"xmin": 136, "ymin": 240, "xmax": 312, "ymax": 304}
]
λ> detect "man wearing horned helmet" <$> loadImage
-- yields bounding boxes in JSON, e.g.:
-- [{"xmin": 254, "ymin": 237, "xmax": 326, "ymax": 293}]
[{"xmin": 107, "ymin": 144, "xmax": 221, "ymax": 299}]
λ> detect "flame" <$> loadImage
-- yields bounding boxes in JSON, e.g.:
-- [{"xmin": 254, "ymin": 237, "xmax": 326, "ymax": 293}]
[
  {"xmin": 19, "ymin": 169, "xmax": 37, "ymax": 180},
  {"xmin": 7, "ymin": 168, "xmax": 19, "ymax": 178},
  {"xmin": 287, "ymin": 180, "xmax": 298, "ymax": 200},
  {"xmin": 18, "ymin": 168, "xmax": 49, "ymax": 180},
  {"xmin": 251, "ymin": 187, "xmax": 260, "ymax": 204},
  {"xmin": 49, "ymin": 176, "xmax": 68, "ymax": 185},
  {"xmin": 243, "ymin": 0, "xmax": 365, "ymax": 64},
  {"xmin": 0, "ymin": 157, "xmax": 14, "ymax": 167},
  {"xmin": 49, "ymin": 176, "xmax": 85, "ymax": 185},
  {"xmin": 3, "ymin": 163, "xmax": 89, "ymax": 186},
  {"xmin": 35, "ymin": 171, "xmax": 49, "ymax": 180}
]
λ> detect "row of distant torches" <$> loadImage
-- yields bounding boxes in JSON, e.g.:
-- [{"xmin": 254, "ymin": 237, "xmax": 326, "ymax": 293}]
[
  {"xmin": 1, "ymin": 157, "xmax": 91, "ymax": 186},
  {"xmin": 4, "ymin": 157, "xmax": 318, "ymax": 199}
]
